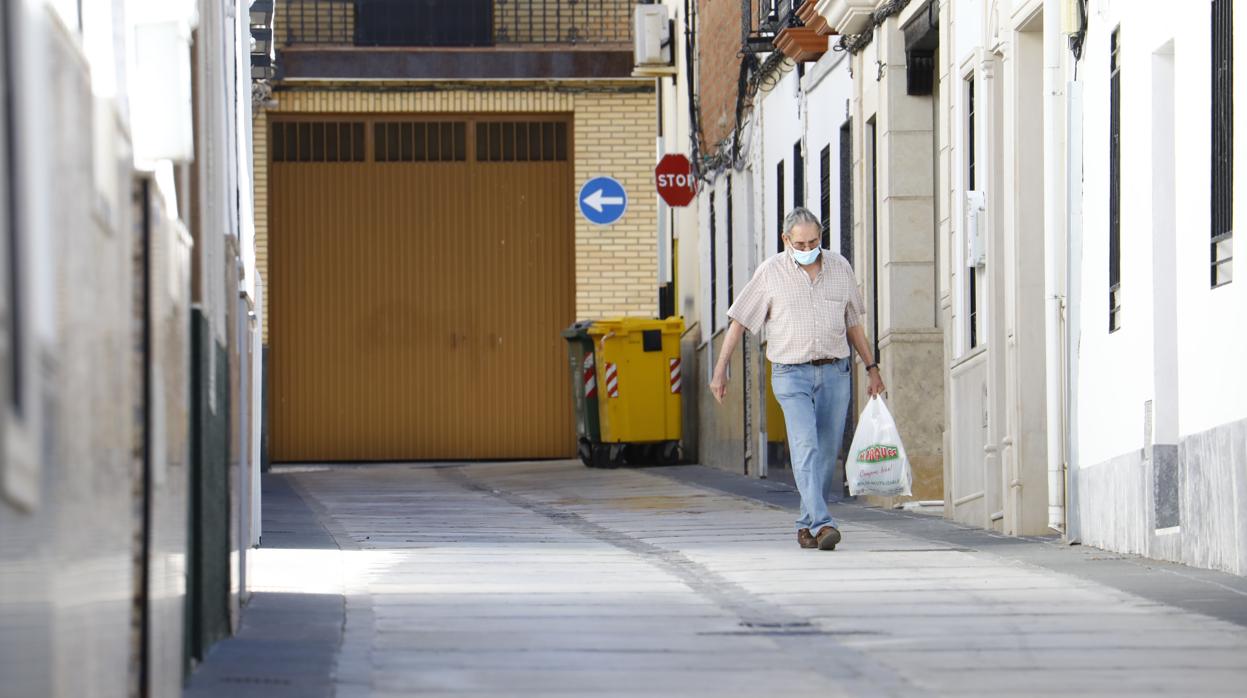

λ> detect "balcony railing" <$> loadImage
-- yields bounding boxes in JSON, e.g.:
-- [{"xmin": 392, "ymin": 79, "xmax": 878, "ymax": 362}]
[
  {"xmin": 749, "ymin": 0, "xmax": 806, "ymax": 51},
  {"xmin": 280, "ymin": 0, "xmax": 633, "ymax": 48}
]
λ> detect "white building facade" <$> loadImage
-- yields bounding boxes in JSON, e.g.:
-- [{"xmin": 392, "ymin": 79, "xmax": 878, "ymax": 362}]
[
  {"xmin": 819, "ymin": 0, "xmax": 1246, "ymax": 573},
  {"xmin": 1071, "ymin": 0, "xmax": 1246, "ymax": 575},
  {"xmin": 0, "ymin": 0, "xmax": 265, "ymax": 694}
]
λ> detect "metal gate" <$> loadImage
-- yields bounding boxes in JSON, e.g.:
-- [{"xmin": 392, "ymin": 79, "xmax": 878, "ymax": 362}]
[{"xmin": 269, "ymin": 115, "xmax": 575, "ymax": 462}]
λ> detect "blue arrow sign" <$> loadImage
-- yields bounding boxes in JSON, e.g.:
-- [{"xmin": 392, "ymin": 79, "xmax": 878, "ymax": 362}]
[{"xmin": 578, "ymin": 176, "xmax": 628, "ymax": 226}]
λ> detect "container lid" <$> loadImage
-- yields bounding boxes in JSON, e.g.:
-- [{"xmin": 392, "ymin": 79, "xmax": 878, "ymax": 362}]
[
  {"xmin": 587, "ymin": 316, "xmax": 684, "ymax": 337},
  {"xmin": 560, "ymin": 319, "xmax": 598, "ymax": 339}
]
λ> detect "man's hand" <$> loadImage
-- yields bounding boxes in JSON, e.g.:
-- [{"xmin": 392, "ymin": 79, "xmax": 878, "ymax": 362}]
[
  {"xmin": 867, "ymin": 368, "xmax": 886, "ymax": 397},
  {"xmin": 709, "ymin": 366, "xmax": 729, "ymax": 404},
  {"xmin": 708, "ymin": 321, "xmax": 746, "ymax": 406}
]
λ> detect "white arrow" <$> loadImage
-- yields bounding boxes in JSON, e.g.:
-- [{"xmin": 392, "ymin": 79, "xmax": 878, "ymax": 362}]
[{"xmin": 584, "ymin": 189, "xmax": 625, "ymax": 213}]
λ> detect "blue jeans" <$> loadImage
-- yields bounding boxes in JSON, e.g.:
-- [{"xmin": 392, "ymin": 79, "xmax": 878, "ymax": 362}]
[{"xmin": 771, "ymin": 359, "xmax": 851, "ymax": 536}]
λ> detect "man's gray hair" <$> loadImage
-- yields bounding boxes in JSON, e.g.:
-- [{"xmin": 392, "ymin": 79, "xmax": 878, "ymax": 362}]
[{"xmin": 782, "ymin": 207, "xmax": 821, "ymax": 237}]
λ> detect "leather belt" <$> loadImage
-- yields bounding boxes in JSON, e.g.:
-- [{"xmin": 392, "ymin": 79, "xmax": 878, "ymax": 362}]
[{"xmin": 808, "ymin": 357, "xmax": 842, "ymax": 367}]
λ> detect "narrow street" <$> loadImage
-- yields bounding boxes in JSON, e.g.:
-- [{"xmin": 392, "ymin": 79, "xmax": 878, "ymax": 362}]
[{"xmin": 187, "ymin": 462, "xmax": 1247, "ymax": 697}]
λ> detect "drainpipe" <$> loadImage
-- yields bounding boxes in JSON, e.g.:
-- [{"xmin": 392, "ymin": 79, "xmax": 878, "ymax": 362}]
[{"xmin": 1043, "ymin": 0, "xmax": 1065, "ymax": 532}]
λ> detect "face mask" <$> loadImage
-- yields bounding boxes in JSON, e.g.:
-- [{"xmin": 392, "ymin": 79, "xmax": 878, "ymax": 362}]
[{"xmin": 790, "ymin": 246, "xmax": 821, "ymax": 266}]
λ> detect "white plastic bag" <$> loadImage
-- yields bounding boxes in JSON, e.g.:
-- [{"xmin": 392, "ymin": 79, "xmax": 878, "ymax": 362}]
[{"xmin": 846, "ymin": 397, "xmax": 912, "ymax": 497}]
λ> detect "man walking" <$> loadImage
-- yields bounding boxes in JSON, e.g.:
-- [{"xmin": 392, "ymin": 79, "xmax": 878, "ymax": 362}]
[{"xmin": 710, "ymin": 207, "xmax": 884, "ymax": 551}]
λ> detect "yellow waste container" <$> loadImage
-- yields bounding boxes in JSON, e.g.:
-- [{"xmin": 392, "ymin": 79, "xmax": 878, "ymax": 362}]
[
  {"xmin": 587, "ymin": 317, "xmax": 683, "ymax": 462},
  {"xmin": 764, "ymin": 358, "xmax": 788, "ymax": 443}
]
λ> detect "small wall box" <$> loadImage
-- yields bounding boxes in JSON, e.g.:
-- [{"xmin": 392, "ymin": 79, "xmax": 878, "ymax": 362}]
[{"xmin": 633, "ymin": 4, "xmax": 676, "ymax": 77}]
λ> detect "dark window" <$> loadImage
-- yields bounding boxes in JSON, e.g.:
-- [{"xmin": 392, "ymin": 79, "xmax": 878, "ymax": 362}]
[
  {"xmin": 819, "ymin": 144, "xmax": 831, "ymax": 248},
  {"xmin": 869, "ymin": 118, "xmax": 880, "ymax": 360},
  {"xmin": 776, "ymin": 160, "xmax": 785, "ymax": 251},
  {"xmin": 966, "ymin": 78, "xmax": 978, "ymax": 349},
  {"xmin": 709, "ymin": 191, "xmax": 717, "ymax": 334},
  {"xmin": 967, "ymin": 79, "xmax": 976, "ymax": 190},
  {"xmin": 793, "ymin": 141, "xmax": 805, "ymax": 210},
  {"xmin": 968, "ymin": 273, "xmax": 978, "ymax": 349},
  {"xmin": 376, "ymin": 121, "xmax": 466, "ymax": 162},
  {"xmin": 272, "ymin": 121, "xmax": 366, "ymax": 162},
  {"xmin": 2, "ymin": 0, "xmax": 20, "ymax": 412},
  {"xmin": 477, "ymin": 121, "xmax": 568, "ymax": 163},
  {"xmin": 764, "ymin": 0, "xmax": 780, "ymax": 23},
  {"xmin": 840, "ymin": 121, "xmax": 853, "ymax": 265},
  {"xmin": 355, "ymin": 0, "xmax": 493, "ymax": 47},
  {"xmin": 1213, "ymin": 0, "xmax": 1234, "ymax": 287},
  {"xmin": 1110, "ymin": 28, "xmax": 1122, "ymax": 330},
  {"xmin": 726, "ymin": 175, "xmax": 735, "ymax": 305}
]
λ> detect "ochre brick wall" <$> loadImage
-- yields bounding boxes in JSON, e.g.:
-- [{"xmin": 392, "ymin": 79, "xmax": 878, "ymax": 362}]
[{"xmin": 254, "ymin": 83, "xmax": 657, "ymax": 341}]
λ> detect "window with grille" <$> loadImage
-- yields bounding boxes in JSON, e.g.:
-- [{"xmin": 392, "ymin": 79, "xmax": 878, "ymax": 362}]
[
  {"xmin": 355, "ymin": 0, "xmax": 493, "ymax": 48},
  {"xmin": 820, "ymin": 144, "xmax": 831, "ymax": 249},
  {"xmin": 476, "ymin": 121, "xmax": 567, "ymax": 162},
  {"xmin": 1212, "ymin": 0, "xmax": 1233, "ymax": 287},
  {"xmin": 869, "ymin": 117, "xmax": 880, "ymax": 361},
  {"xmin": 1110, "ymin": 28, "xmax": 1122, "ymax": 331},
  {"xmin": 840, "ymin": 121, "xmax": 853, "ymax": 266},
  {"xmin": 271, "ymin": 121, "xmax": 366, "ymax": 162},
  {"xmin": 2, "ymin": 0, "xmax": 20, "ymax": 413},
  {"xmin": 709, "ymin": 191, "xmax": 718, "ymax": 334},
  {"xmin": 776, "ymin": 160, "xmax": 785, "ymax": 252},
  {"xmin": 966, "ymin": 77, "xmax": 979, "ymax": 349},
  {"xmin": 793, "ymin": 141, "xmax": 805, "ymax": 210},
  {"xmin": 376, "ymin": 121, "xmax": 466, "ymax": 162}
]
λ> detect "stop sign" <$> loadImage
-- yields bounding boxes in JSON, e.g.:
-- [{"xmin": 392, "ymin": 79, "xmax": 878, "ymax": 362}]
[{"xmin": 655, "ymin": 154, "xmax": 697, "ymax": 207}]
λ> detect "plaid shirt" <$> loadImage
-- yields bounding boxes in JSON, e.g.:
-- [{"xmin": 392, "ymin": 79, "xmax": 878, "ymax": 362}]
[{"xmin": 727, "ymin": 251, "xmax": 865, "ymax": 365}]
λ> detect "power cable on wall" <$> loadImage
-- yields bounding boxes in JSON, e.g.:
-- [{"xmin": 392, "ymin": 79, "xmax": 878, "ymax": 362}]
[
  {"xmin": 833, "ymin": 0, "xmax": 911, "ymax": 55},
  {"xmin": 695, "ymin": 3, "xmax": 795, "ymax": 178}
]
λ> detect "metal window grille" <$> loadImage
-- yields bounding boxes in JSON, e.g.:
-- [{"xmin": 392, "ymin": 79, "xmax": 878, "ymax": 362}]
[
  {"xmin": 793, "ymin": 141, "xmax": 805, "ymax": 211},
  {"xmin": 776, "ymin": 160, "xmax": 785, "ymax": 251},
  {"xmin": 375, "ymin": 122, "xmax": 466, "ymax": 162},
  {"xmin": 709, "ymin": 191, "xmax": 718, "ymax": 333},
  {"xmin": 271, "ymin": 121, "xmax": 367, "ymax": 162},
  {"xmin": 966, "ymin": 78, "xmax": 978, "ymax": 348},
  {"xmin": 281, "ymin": 0, "xmax": 633, "ymax": 47},
  {"xmin": 2, "ymin": 0, "xmax": 20, "ymax": 412},
  {"xmin": 1110, "ymin": 28, "xmax": 1122, "ymax": 330},
  {"xmin": 869, "ymin": 118, "xmax": 880, "ymax": 360},
  {"xmin": 475, "ymin": 121, "xmax": 567, "ymax": 162},
  {"xmin": 1212, "ymin": 0, "xmax": 1234, "ymax": 287},
  {"xmin": 820, "ymin": 144, "xmax": 831, "ymax": 249},
  {"xmin": 727, "ymin": 175, "xmax": 735, "ymax": 305},
  {"xmin": 967, "ymin": 78, "xmax": 976, "ymax": 191},
  {"xmin": 840, "ymin": 121, "xmax": 853, "ymax": 266}
]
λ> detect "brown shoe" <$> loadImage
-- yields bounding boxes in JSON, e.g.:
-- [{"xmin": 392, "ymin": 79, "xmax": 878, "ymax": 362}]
[
  {"xmin": 815, "ymin": 526, "xmax": 842, "ymax": 551},
  {"xmin": 797, "ymin": 528, "xmax": 817, "ymax": 549}
]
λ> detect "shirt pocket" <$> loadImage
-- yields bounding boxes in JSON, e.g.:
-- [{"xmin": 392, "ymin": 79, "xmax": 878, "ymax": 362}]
[{"xmin": 819, "ymin": 283, "xmax": 849, "ymax": 335}]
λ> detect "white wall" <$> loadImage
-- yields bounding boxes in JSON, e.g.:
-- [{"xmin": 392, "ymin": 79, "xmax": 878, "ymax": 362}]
[
  {"xmin": 759, "ymin": 68, "xmax": 804, "ymax": 256},
  {"xmin": 1075, "ymin": 0, "xmax": 1247, "ymax": 574},
  {"xmin": 804, "ymin": 51, "xmax": 854, "ymax": 257},
  {"xmin": 1077, "ymin": 0, "xmax": 1246, "ymax": 463}
]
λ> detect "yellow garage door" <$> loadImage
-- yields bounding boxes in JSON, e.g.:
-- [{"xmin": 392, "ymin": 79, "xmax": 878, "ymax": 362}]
[{"xmin": 270, "ymin": 116, "xmax": 575, "ymax": 462}]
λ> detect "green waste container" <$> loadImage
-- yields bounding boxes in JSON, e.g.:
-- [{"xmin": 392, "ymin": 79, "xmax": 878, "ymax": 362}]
[{"xmin": 562, "ymin": 321, "xmax": 606, "ymax": 467}]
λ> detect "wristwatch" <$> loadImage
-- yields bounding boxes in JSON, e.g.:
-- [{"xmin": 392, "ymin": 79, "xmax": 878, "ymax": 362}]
[{"xmin": 864, "ymin": 362, "xmax": 879, "ymax": 372}]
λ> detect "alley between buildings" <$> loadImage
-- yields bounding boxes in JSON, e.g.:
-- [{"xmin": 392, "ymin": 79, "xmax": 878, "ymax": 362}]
[{"xmin": 187, "ymin": 461, "xmax": 1247, "ymax": 697}]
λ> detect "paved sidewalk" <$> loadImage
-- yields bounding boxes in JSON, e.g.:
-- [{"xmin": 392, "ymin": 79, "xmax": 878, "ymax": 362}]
[{"xmin": 189, "ymin": 461, "xmax": 1247, "ymax": 697}]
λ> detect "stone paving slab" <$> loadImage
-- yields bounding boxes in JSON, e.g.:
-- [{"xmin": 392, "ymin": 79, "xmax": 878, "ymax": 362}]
[
  {"xmin": 184, "ymin": 475, "xmax": 344, "ymax": 698},
  {"xmin": 189, "ymin": 461, "xmax": 1247, "ymax": 697}
]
